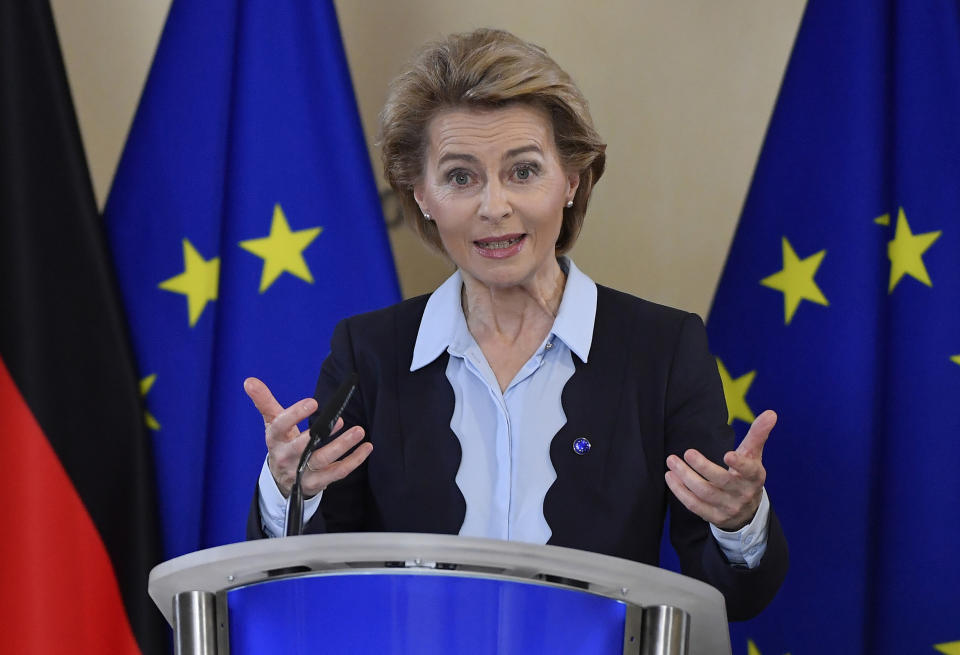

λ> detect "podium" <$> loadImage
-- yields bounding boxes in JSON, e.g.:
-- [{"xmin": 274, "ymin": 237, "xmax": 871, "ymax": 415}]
[{"xmin": 149, "ymin": 533, "xmax": 731, "ymax": 655}]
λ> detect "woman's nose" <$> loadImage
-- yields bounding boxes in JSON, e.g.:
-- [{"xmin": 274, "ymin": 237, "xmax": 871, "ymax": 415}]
[{"xmin": 479, "ymin": 178, "xmax": 511, "ymax": 222}]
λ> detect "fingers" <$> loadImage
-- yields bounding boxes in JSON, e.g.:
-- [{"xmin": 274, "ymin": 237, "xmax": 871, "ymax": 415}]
[
  {"xmin": 723, "ymin": 450, "xmax": 766, "ymax": 485},
  {"xmin": 316, "ymin": 442, "xmax": 373, "ymax": 486},
  {"xmin": 666, "ymin": 445, "xmax": 766, "ymax": 530},
  {"xmin": 665, "ymin": 467, "xmax": 759, "ymax": 530},
  {"xmin": 736, "ymin": 409, "xmax": 777, "ymax": 459},
  {"xmin": 664, "ymin": 469, "xmax": 725, "ymax": 526},
  {"xmin": 664, "ymin": 410, "xmax": 777, "ymax": 529},
  {"xmin": 674, "ymin": 449, "xmax": 730, "ymax": 486},
  {"xmin": 665, "ymin": 460, "xmax": 762, "ymax": 530},
  {"xmin": 668, "ymin": 448, "xmax": 764, "ymax": 495},
  {"xmin": 269, "ymin": 423, "xmax": 367, "ymax": 497},
  {"xmin": 248, "ymin": 375, "xmax": 367, "ymax": 498},
  {"xmin": 244, "ymin": 377, "xmax": 284, "ymax": 423},
  {"xmin": 309, "ymin": 426, "xmax": 366, "ymax": 468},
  {"xmin": 265, "ymin": 397, "xmax": 318, "ymax": 448},
  {"xmin": 667, "ymin": 452, "xmax": 729, "ymax": 498},
  {"xmin": 302, "ymin": 428, "xmax": 372, "ymax": 493}
]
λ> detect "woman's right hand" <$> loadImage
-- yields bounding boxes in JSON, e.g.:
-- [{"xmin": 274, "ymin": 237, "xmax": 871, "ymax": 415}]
[{"xmin": 243, "ymin": 377, "xmax": 372, "ymax": 498}]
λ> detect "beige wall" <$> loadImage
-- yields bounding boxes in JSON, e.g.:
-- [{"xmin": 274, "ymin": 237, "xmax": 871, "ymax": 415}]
[{"xmin": 51, "ymin": 0, "xmax": 806, "ymax": 319}]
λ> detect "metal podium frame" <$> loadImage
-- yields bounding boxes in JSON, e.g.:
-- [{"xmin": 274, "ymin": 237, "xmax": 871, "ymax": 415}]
[{"xmin": 148, "ymin": 533, "xmax": 731, "ymax": 655}]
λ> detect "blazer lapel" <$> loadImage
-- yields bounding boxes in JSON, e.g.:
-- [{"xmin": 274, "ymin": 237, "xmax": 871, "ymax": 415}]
[
  {"xmin": 392, "ymin": 300, "xmax": 466, "ymax": 533},
  {"xmin": 544, "ymin": 286, "xmax": 641, "ymax": 550}
]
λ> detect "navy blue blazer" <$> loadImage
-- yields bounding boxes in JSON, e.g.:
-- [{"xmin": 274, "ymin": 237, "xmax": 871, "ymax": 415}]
[{"xmin": 248, "ymin": 285, "xmax": 788, "ymax": 620}]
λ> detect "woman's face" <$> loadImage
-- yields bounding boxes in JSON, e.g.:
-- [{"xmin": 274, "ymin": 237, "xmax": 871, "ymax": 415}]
[{"xmin": 414, "ymin": 104, "xmax": 579, "ymax": 291}]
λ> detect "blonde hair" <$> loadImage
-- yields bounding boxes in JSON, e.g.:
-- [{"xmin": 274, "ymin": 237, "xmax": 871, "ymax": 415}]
[{"xmin": 378, "ymin": 28, "xmax": 607, "ymax": 254}]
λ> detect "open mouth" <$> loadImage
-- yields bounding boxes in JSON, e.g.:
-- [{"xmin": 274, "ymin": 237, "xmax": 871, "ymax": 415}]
[
  {"xmin": 474, "ymin": 234, "xmax": 525, "ymax": 250},
  {"xmin": 473, "ymin": 233, "xmax": 526, "ymax": 259}
]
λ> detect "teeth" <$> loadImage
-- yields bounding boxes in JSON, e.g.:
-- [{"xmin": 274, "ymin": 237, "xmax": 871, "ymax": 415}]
[{"xmin": 478, "ymin": 236, "xmax": 522, "ymax": 249}]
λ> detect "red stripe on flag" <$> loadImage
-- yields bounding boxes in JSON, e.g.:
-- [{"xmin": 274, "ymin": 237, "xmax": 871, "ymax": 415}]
[{"xmin": 0, "ymin": 356, "xmax": 142, "ymax": 653}]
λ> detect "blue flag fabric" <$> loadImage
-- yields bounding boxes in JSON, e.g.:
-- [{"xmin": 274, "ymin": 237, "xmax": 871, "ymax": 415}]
[
  {"xmin": 105, "ymin": 0, "xmax": 400, "ymax": 561},
  {"xmin": 707, "ymin": 1, "xmax": 960, "ymax": 652}
]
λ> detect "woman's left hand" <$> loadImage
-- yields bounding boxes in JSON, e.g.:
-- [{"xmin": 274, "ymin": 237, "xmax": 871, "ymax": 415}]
[{"xmin": 664, "ymin": 410, "xmax": 777, "ymax": 531}]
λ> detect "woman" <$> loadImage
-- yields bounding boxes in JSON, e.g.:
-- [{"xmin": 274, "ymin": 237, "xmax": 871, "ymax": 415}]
[{"xmin": 245, "ymin": 28, "xmax": 787, "ymax": 620}]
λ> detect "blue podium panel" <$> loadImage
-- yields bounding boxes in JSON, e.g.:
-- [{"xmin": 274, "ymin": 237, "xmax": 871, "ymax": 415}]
[{"xmin": 227, "ymin": 573, "xmax": 628, "ymax": 654}]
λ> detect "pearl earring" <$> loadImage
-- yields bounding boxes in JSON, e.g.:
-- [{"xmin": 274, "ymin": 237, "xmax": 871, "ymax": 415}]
[
  {"xmin": 423, "ymin": 212, "xmax": 432, "ymax": 221},
  {"xmin": 565, "ymin": 200, "xmax": 574, "ymax": 208}
]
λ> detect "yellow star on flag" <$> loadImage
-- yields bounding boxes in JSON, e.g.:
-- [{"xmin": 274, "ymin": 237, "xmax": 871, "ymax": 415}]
[
  {"xmin": 158, "ymin": 238, "xmax": 220, "ymax": 327},
  {"xmin": 760, "ymin": 236, "xmax": 829, "ymax": 324},
  {"xmin": 887, "ymin": 207, "xmax": 941, "ymax": 293},
  {"xmin": 934, "ymin": 641, "xmax": 960, "ymax": 655},
  {"xmin": 746, "ymin": 638, "xmax": 791, "ymax": 655},
  {"xmin": 239, "ymin": 203, "xmax": 322, "ymax": 293},
  {"xmin": 716, "ymin": 358, "xmax": 756, "ymax": 425},
  {"xmin": 139, "ymin": 374, "xmax": 160, "ymax": 431},
  {"xmin": 951, "ymin": 355, "xmax": 960, "ymax": 367}
]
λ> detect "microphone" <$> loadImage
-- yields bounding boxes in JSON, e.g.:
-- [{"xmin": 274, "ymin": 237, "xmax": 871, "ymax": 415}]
[{"xmin": 285, "ymin": 372, "xmax": 359, "ymax": 537}]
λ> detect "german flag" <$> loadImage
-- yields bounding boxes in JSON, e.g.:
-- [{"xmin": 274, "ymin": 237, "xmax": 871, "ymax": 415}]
[{"xmin": 0, "ymin": 2, "xmax": 165, "ymax": 653}]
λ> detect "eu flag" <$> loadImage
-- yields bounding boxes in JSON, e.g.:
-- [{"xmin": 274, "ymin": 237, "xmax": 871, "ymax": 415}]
[
  {"xmin": 707, "ymin": 1, "xmax": 960, "ymax": 652},
  {"xmin": 105, "ymin": 0, "xmax": 400, "ymax": 561}
]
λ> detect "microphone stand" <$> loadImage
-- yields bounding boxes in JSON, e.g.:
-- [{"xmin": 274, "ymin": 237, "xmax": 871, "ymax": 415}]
[{"xmin": 285, "ymin": 373, "xmax": 358, "ymax": 537}]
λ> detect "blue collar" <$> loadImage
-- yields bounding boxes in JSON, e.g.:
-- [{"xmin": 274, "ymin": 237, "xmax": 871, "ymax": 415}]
[{"xmin": 410, "ymin": 257, "xmax": 598, "ymax": 371}]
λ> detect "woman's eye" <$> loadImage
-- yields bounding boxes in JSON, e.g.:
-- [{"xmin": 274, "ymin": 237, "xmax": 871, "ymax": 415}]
[
  {"xmin": 513, "ymin": 164, "xmax": 537, "ymax": 181},
  {"xmin": 451, "ymin": 171, "xmax": 470, "ymax": 185}
]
